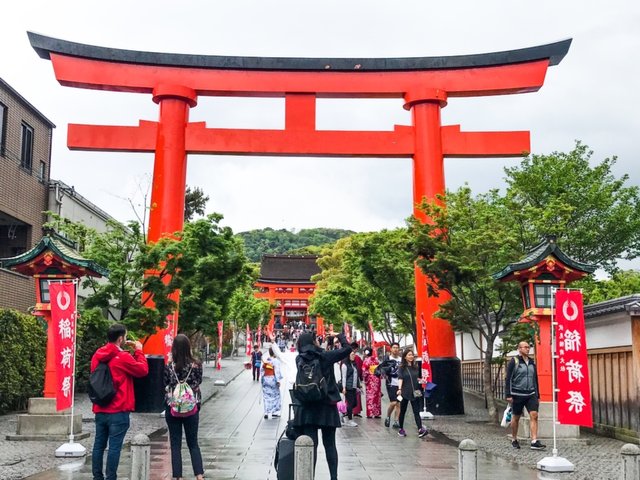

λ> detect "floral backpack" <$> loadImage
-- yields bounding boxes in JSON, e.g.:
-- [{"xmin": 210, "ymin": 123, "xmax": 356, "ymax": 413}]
[{"xmin": 168, "ymin": 363, "xmax": 198, "ymax": 417}]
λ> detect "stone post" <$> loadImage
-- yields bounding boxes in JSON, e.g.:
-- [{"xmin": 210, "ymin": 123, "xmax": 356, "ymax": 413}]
[
  {"xmin": 458, "ymin": 439, "xmax": 478, "ymax": 480},
  {"xmin": 130, "ymin": 434, "xmax": 150, "ymax": 480},
  {"xmin": 620, "ymin": 443, "xmax": 640, "ymax": 480},
  {"xmin": 294, "ymin": 435, "xmax": 314, "ymax": 480}
]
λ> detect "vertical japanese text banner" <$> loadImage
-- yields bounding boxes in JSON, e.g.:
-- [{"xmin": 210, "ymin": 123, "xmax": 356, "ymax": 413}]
[
  {"xmin": 246, "ymin": 323, "xmax": 252, "ymax": 357},
  {"xmin": 368, "ymin": 321, "xmax": 377, "ymax": 358},
  {"xmin": 419, "ymin": 314, "xmax": 433, "ymax": 384},
  {"xmin": 50, "ymin": 282, "xmax": 77, "ymax": 411},
  {"xmin": 555, "ymin": 289, "xmax": 593, "ymax": 427},
  {"xmin": 217, "ymin": 321, "xmax": 223, "ymax": 370}
]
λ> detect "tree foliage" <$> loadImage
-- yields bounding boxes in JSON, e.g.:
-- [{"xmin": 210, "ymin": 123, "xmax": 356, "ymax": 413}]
[
  {"xmin": 409, "ymin": 188, "xmax": 525, "ymax": 421},
  {"xmin": 310, "ymin": 229, "xmax": 415, "ymax": 343},
  {"xmin": 176, "ymin": 214, "xmax": 249, "ymax": 336},
  {"xmin": 45, "ymin": 215, "xmax": 182, "ymax": 339},
  {"xmin": 184, "ymin": 186, "xmax": 210, "ymax": 222},
  {"xmin": 0, "ymin": 309, "xmax": 46, "ymax": 412},
  {"xmin": 576, "ymin": 269, "xmax": 640, "ymax": 304},
  {"xmin": 504, "ymin": 142, "xmax": 640, "ymax": 272},
  {"xmin": 236, "ymin": 227, "xmax": 355, "ymax": 262}
]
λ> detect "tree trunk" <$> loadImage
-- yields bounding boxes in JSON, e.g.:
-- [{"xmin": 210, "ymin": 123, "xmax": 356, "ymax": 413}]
[{"xmin": 483, "ymin": 351, "xmax": 499, "ymax": 423}]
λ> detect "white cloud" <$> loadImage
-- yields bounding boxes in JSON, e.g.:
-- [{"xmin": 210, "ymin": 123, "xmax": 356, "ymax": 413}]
[{"xmin": 1, "ymin": 0, "xmax": 638, "ymax": 243}]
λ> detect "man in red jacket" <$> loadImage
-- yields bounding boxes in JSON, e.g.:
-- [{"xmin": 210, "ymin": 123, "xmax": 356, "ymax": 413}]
[{"xmin": 91, "ymin": 324, "xmax": 148, "ymax": 480}]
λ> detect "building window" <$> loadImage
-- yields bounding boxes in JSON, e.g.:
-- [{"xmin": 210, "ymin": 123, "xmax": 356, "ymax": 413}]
[
  {"xmin": 0, "ymin": 102, "xmax": 6, "ymax": 157},
  {"xmin": 20, "ymin": 122, "xmax": 34, "ymax": 172},
  {"xmin": 38, "ymin": 161, "xmax": 46, "ymax": 182}
]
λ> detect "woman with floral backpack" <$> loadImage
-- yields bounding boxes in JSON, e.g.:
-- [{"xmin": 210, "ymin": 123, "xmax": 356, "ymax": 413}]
[{"xmin": 163, "ymin": 334, "xmax": 204, "ymax": 480}]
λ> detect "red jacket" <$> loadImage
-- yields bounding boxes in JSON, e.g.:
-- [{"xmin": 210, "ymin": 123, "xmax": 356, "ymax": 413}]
[{"xmin": 90, "ymin": 343, "xmax": 149, "ymax": 414}]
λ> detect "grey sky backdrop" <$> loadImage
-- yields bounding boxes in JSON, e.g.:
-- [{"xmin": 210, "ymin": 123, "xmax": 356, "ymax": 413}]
[{"xmin": 2, "ymin": 1, "xmax": 639, "ymax": 251}]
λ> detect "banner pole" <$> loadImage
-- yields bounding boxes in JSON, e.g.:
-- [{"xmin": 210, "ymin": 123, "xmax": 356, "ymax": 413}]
[{"xmin": 550, "ymin": 287, "xmax": 558, "ymax": 455}]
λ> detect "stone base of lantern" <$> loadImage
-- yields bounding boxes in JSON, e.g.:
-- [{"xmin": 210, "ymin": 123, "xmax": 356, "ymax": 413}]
[{"xmin": 6, "ymin": 397, "xmax": 89, "ymax": 441}]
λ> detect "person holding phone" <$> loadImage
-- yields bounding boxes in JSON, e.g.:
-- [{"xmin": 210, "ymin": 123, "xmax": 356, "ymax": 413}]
[{"xmin": 396, "ymin": 348, "xmax": 428, "ymax": 438}]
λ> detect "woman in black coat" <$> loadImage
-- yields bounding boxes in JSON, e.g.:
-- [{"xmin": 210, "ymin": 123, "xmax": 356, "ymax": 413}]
[
  {"xmin": 396, "ymin": 348, "xmax": 428, "ymax": 438},
  {"xmin": 292, "ymin": 331, "xmax": 351, "ymax": 480}
]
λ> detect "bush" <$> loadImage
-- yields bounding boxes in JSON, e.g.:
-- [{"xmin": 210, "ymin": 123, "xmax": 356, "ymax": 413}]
[
  {"xmin": 75, "ymin": 308, "xmax": 111, "ymax": 392},
  {"xmin": 0, "ymin": 309, "xmax": 47, "ymax": 412}
]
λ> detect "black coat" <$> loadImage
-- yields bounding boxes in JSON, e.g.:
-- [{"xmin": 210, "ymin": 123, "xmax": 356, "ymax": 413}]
[{"xmin": 292, "ymin": 333, "xmax": 352, "ymax": 428}]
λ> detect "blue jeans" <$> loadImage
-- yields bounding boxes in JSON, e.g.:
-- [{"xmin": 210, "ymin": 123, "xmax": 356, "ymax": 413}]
[{"xmin": 92, "ymin": 412, "xmax": 130, "ymax": 480}]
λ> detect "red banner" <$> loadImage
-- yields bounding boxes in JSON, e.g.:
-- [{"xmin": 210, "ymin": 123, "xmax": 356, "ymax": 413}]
[
  {"xmin": 316, "ymin": 318, "xmax": 325, "ymax": 337},
  {"xmin": 246, "ymin": 324, "xmax": 252, "ymax": 357},
  {"xmin": 257, "ymin": 321, "xmax": 262, "ymax": 347},
  {"xmin": 50, "ymin": 282, "xmax": 77, "ymax": 411},
  {"xmin": 555, "ymin": 290, "xmax": 593, "ymax": 427},
  {"xmin": 343, "ymin": 322, "xmax": 351, "ymax": 343},
  {"xmin": 217, "ymin": 321, "xmax": 223, "ymax": 370},
  {"xmin": 368, "ymin": 321, "xmax": 377, "ymax": 358},
  {"xmin": 419, "ymin": 313, "xmax": 433, "ymax": 383}
]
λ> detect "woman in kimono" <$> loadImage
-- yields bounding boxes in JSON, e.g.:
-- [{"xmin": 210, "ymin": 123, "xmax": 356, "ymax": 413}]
[
  {"xmin": 362, "ymin": 347, "xmax": 382, "ymax": 418},
  {"xmin": 261, "ymin": 347, "xmax": 282, "ymax": 419}
]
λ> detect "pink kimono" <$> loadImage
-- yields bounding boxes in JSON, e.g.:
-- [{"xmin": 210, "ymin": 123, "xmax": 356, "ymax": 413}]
[{"xmin": 362, "ymin": 355, "xmax": 382, "ymax": 418}]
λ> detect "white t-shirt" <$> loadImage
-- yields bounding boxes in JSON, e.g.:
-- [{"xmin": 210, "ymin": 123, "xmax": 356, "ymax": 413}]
[{"xmin": 388, "ymin": 354, "xmax": 401, "ymax": 386}]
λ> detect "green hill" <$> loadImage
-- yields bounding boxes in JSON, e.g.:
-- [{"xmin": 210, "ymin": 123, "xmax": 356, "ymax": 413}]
[{"xmin": 236, "ymin": 228, "xmax": 354, "ymax": 262}]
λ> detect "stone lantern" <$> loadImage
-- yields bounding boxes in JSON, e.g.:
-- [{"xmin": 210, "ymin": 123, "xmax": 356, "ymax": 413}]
[
  {"xmin": 493, "ymin": 236, "xmax": 596, "ymax": 439},
  {"xmin": 1, "ymin": 234, "xmax": 106, "ymax": 440}
]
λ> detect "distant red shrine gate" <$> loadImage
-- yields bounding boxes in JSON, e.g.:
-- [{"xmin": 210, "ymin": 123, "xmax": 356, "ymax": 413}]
[
  {"xmin": 255, "ymin": 255, "xmax": 323, "ymax": 331},
  {"xmin": 29, "ymin": 32, "xmax": 571, "ymax": 414}
]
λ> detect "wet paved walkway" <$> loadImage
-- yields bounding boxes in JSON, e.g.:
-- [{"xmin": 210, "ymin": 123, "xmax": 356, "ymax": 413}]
[{"xmin": 24, "ymin": 366, "xmax": 539, "ymax": 480}]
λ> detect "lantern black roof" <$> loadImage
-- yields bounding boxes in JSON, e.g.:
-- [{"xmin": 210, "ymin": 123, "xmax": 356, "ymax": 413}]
[
  {"xmin": 0, "ymin": 234, "xmax": 108, "ymax": 277},
  {"xmin": 258, "ymin": 255, "xmax": 320, "ymax": 284},
  {"xmin": 493, "ymin": 236, "xmax": 596, "ymax": 281}
]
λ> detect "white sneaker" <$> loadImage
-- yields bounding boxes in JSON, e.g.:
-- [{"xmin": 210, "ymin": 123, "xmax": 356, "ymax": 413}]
[{"xmin": 345, "ymin": 420, "xmax": 358, "ymax": 427}]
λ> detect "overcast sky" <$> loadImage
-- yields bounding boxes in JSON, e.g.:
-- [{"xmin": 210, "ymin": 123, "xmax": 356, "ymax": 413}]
[{"xmin": 2, "ymin": 1, "xmax": 639, "ymax": 243}]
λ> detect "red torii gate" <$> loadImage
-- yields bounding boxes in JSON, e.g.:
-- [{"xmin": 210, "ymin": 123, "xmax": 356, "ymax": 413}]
[{"xmin": 29, "ymin": 32, "xmax": 570, "ymax": 414}]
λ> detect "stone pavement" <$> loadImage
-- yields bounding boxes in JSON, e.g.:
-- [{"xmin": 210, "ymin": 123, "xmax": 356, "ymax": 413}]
[
  {"xmin": 0, "ymin": 355, "xmax": 246, "ymax": 480},
  {"xmin": 0, "ymin": 350, "xmax": 633, "ymax": 480}
]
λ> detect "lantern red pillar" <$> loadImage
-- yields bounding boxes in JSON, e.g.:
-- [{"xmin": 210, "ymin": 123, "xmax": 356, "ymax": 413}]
[
  {"xmin": 406, "ymin": 88, "xmax": 463, "ymax": 414},
  {"xmin": 143, "ymin": 85, "xmax": 197, "ymax": 356}
]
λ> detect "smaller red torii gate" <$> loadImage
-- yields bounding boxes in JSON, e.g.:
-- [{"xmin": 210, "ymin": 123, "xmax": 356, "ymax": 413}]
[{"xmin": 29, "ymin": 32, "xmax": 571, "ymax": 414}]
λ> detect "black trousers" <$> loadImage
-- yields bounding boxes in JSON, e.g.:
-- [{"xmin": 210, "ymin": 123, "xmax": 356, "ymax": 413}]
[
  {"xmin": 398, "ymin": 397, "xmax": 423, "ymax": 430},
  {"xmin": 252, "ymin": 365, "xmax": 260, "ymax": 380},
  {"xmin": 165, "ymin": 406, "xmax": 204, "ymax": 478},
  {"xmin": 302, "ymin": 426, "xmax": 338, "ymax": 480},
  {"xmin": 344, "ymin": 389, "xmax": 358, "ymax": 420}
]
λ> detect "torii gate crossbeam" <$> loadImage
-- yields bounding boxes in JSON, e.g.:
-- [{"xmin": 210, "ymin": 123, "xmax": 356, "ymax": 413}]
[{"xmin": 29, "ymin": 32, "xmax": 571, "ymax": 415}]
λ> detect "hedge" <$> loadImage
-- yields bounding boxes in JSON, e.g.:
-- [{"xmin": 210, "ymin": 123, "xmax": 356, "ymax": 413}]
[{"xmin": 0, "ymin": 309, "xmax": 47, "ymax": 412}]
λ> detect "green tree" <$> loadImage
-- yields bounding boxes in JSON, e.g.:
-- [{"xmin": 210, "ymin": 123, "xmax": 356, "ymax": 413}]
[
  {"xmin": 176, "ymin": 214, "xmax": 250, "ymax": 346},
  {"xmin": 310, "ymin": 230, "xmax": 415, "ymax": 344},
  {"xmin": 577, "ymin": 269, "xmax": 640, "ymax": 304},
  {"xmin": 45, "ymin": 215, "xmax": 182, "ymax": 339},
  {"xmin": 409, "ymin": 188, "xmax": 524, "ymax": 421},
  {"xmin": 225, "ymin": 282, "xmax": 271, "ymax": 356},
  {"xmin": 184, "ymin": 186, "xmax": 210, "ymax": 222},
  {"xmin": 504, "ymin": 142, "xmax": 640, "ymax": 272}
]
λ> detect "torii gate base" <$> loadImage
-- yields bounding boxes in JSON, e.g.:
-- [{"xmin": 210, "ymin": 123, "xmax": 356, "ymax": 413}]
[{"xmin": 29, "ymin": 32, "xmax": 571, "ymax": 415}]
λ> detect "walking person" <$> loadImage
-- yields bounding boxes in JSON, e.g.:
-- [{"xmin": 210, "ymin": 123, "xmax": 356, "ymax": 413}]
[
  {"xmin": 340, "ymin": 350, "xmax": 361, "ymax": 427},
  {"xmin": 91, "ymin": 324, "xmax": 149, "ymax": 480},
  {"xmin": 379, "ymin": 342, "xmax": 402, "ymax": 428},
  {"xmin": 362, "ymin": 347, "xmax": 382, "ymax": 418},
  {"xmin": 163, "ymin": 334, "xmax": 205, "ymax": 480},
  {"xmin": 251, "ymin": 344, "xmax": 262, "ymax": 381},
  {"xmin": 261, "ymin": 347, "xmax": 283, "ymax": 419},
  {"xmin": 505, "ymin": 341, "xmax": 546, "ymax": 450},
  {"xmin": 292, "ymin": 331, "xmax": 352, "ymax": 480},
  {"xmin": 396, "ymin": 348, "xmax": 428, "ymax": 438}
]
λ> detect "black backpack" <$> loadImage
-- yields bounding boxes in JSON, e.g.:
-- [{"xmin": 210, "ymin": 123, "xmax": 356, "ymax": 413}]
[
  {"xmin": 88, "ymin": 361, "xmax": 116, "ymax": 406},
  {"xmin": 294, "ymin": 356, "xmax": 327, "ymax": 402}
]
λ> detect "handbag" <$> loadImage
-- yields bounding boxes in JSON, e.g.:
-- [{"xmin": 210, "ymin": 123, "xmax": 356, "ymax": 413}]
[{"xmin": 408, "ymin": 367, "xmax": 423, "ymax": 399}]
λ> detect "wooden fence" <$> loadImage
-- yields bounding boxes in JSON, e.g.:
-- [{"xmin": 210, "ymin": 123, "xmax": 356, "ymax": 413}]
[{"xmin": 461, "ymin": 347, "xmax": 639, "ymax": 440}]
